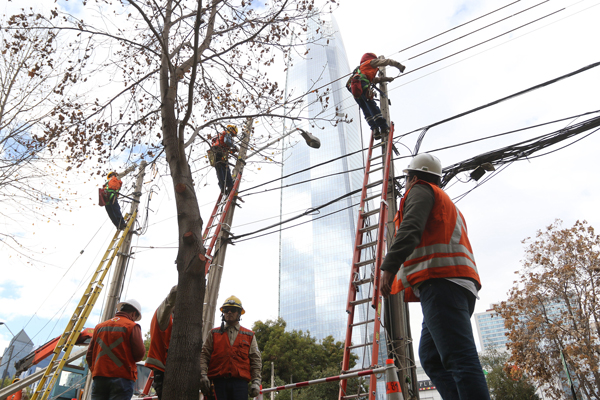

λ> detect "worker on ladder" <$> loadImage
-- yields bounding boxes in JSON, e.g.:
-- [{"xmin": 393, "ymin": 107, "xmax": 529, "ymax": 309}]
[
  {"xmin": 200, "ymin": 296, "xmax": 262, "ymax": 400},
  {"xmin": 104, "ymin": 171, "xmax": 127, "ymax": 230},
  {"xmin": 210, "ymin": 125, "xmax": 239, "ymax": 196},
  {"xmin": 145, "ymin": 286, "xmax": 177, "ymax": 400},
  {"xmin": 347, "ymin": 53, "xmax": 405, "ymax": 139},
  {"xmin": 380, "ymin": 154, "xmax": 490, "ymax": 400},
  {"xmin": 86, "ymin": 299, "xmax": 146, "ymax": 400}
]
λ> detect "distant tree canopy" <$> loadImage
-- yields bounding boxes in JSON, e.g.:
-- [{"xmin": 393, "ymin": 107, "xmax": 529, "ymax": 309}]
[
  {"xmin": 252, "ymin": 318, "xmax": 364, "ymax": 400},
  {"xmin": 496, "ymin": 220, "xmax": 600, "ymax": 400},
  {"xmin": 479, "ymin": 349, "xmax": 540, "ymax": 400}
]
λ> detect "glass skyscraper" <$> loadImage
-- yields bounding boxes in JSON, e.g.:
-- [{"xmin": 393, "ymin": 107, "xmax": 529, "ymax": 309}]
[
  {"xmin": 474, "ymin": 304, "xmax": 509, "ymax": 352},
  {"xmin": 278, "ymin": 13, "xmax": 381, "ymax": 372}
]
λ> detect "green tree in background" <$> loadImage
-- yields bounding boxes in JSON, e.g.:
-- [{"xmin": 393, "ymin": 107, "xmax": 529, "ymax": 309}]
[
  {"xmin": 480, "ymin": 349, "xmax": 539, "ymax": 400},
  {"xmin": 143, "ymin": 331, "xmax": 151, "ymax": 361},
  {"xmin": 252, "ymin": 318, "xmax": 364, "ymax": 400}
]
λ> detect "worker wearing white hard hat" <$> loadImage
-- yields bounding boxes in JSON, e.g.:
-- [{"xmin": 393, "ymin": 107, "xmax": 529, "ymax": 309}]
[
  {"xmin": 86, "ymin": 298, "xmax": 146, "ymax": 400},
  {"xmin": 200, "ymin": 296, "xmax": 262, "ymax": 399},
  {"xmin": 380, "ymin": 154, "xmax": 490, "ymax": 399}
]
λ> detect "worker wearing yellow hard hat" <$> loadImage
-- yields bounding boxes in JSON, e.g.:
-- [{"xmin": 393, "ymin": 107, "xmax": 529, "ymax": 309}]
[
  {"xmin": 209, "ymin": 125, "xmax": 239, "ymax": 196},
  {"xmin": 200, "ymin": 296, "xmax": 261, "ymax": 399}
]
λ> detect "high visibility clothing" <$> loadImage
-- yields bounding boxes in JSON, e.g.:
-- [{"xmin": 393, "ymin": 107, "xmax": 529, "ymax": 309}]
[
  {"xmin": 212, "ymin": 131, "xmax": 231, "ymax": 148},
  {"xmin": 89, "ymin": 316, "xmax": 139, "ymax": 381},
  {"xmin": 145, "ymin": 310, "xmax": 173, "ymax": 372},
  {"xmin": 358, "ymin": 60, "xmax": 378, "ymax": 84},
  {"xmin": 7, "ymin": 390, "xmax": 22, "ymax": 400},
  {"xmin": 105, "ymin": 176, "xmax": 122, "ymax": 202},
  {"xmin": 391, "ymin": 180, "xmax": 481, "ymax": 302},
  {"xmin": 207, "ymin": 327, "xmax": 254, "ymax": 381}
]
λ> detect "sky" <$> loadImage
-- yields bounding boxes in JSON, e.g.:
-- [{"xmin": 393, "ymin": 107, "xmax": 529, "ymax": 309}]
[{"xmin": 1, "ymin": 0, "xmax": 600, "ymax": 374}]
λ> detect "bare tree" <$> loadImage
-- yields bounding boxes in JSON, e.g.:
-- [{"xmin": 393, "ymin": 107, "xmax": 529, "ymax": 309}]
[
  {"xmin": 496, "ymin": 220, "xmax": 600, "ymax": 400},
  {"xmin": 0, "ymin": 12, "xmax": 86, "ymax": 256},
  {"xmin": 6, "ymin": 0, "xmax": 336, "ymax": 398}
]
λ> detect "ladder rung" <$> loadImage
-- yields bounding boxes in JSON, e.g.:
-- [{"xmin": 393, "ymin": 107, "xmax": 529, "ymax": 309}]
[
  {"xmin": 342, "ymin": 394, "xmax": 369, "ymax": 399},
  {"xmin": 359, "ymin": 224, "xmax": 378, "ymax": 234},
  {"xmin": 355, "ymin": 258, "xmax": 375, "ymax": 267},
  {"xmin": 364, "ymin": 194, "xmax": 379, "ymax": 203},
  {"xmin": 366, "ymin": 179, "xmax": 383, "ymax": 189},
  {"xmin": 370, "ymin": 154, "xmax": 384, "ymax": 162},
  {"xmin": 372, "ymin": 141, "xmax": 385, "ymax": 149},
  {"xmin": 368, "ymin": 166, "xmax": 383, "ymax": 174},
  {"xmin": 350, "ymin": 297, "xmax": 372, "ymax": 306},
  {"xmin": 361, "ymin": 209, "xmax": 380, "ymax": 218},
  {"xmin": 357, "ymin": 240, "xmax": 377, "ymax": 250},
  {"xmin": 350, "ymin": 318, "xmax": 375, "ymax": 328},
  {"xmin": 353, "ymin": 277, "xmax": 373, "ymax": 286},
  {"xmin": 348, "ymin": 342, "xmax": 373, "ymax": 350}
]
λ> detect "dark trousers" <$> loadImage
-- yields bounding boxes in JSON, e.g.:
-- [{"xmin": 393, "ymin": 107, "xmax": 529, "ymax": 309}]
[
  {"xmin": 91, "ymin": 377, "xmax": 135, "ymax": 400},
  {"xmin": 152, "ymin": 370, "xmax": 164, "ymax": 400},
  {"xmin": 355, "ymin": 94, "xmax": 388, "ymax": 131},
  {"xmin": 105, "ymin": 198, "xmax": 126, "ymax": 229},
  {"xmin": 215, "ymin": 160, "xmax": 234, "ymax": 194},
  {"xmin": 213, "ymin": 377, "xmax": 248, "ymax": 400},
  {"xmin": 418, "ymin": 279, "xmax": 491, "ymax": 400}
]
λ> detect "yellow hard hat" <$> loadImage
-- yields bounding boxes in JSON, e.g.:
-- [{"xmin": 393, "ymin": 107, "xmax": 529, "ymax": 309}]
[
  {"xmin": 220, "ymin": 295, "xmax": 245, "ymax": 314},
  {"xmin": 107, "ymin": 171, "xmax": 117, "ymax": 180},
  {"xmin": 226, "ymin": 125, "xmax": 238, "ymax": 135}
]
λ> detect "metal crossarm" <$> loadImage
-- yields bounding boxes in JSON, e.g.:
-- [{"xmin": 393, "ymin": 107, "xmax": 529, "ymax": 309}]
[
  {"xmin": 30, "ymin": 212, "xmax": 137, "ymax": 400},
  {"xmin": 339, "ymin": 124, "xmax": 395, "ymax": 400}
]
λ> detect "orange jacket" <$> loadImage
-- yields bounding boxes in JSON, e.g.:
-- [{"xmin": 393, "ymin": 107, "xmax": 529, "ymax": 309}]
[
  {"xmin": 88, "ymin": 315, "xmax": 140, "ymax": 381},
  {"xmin": 7, "ymin": 390, "xmax": 22, "ymax": 400},
  {"xmin": 391, "ymin": 181, "xmax": 481, "ymax": 302},
  {"xmin": 358, "ymin": 60, "xmax": 378, "ymax": 84},
  {"xmin": 145, "ymin": 310, "xmax": 173, "ymax": 372},
  {"xmin": 106, "ymin": 176, "xmax": 122, "ymax": 191},
  {"xmin": 207, "ymin": 327, "xmax": 253, "ymax": 381}
]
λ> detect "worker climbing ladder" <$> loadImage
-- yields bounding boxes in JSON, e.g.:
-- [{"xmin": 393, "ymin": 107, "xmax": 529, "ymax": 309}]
[
  {"xmin": 30, "ymin": 213, "xmax": 137, "ymax": 400},
  {"xmin": 339, "ymin": 124, "xmax": 395, "ymax": 400}
]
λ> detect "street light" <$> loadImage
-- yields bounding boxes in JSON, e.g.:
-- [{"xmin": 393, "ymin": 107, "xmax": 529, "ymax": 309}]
[
  {"xmin": 247, "ymin": 127, "xmax": 320, "ymax": 159},
  {"xmin": 0, "ymin": 322, "xmax": 15, "ymax": 337}
]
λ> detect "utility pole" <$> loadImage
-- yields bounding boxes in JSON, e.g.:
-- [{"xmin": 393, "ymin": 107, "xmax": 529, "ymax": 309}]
[
  {"xmin": 202, "ymin": 119, "xmax": 253, "ymax": 340},
  {"xmin": 377, "ymin": 56, "xmax": 419, "ymax": 399},
  {"xmin": 271, "ymin": 362, "xmax": 275, "ymax": 400},
  {"xmin": 81, "ymin": 161, "xmax": 147, "ymax": 400}
]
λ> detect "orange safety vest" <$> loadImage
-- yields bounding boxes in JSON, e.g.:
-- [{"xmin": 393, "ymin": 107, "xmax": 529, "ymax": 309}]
[
  {"xmin": 358, "ymin": 60, "xmax": 378, "ymax": 84},
  {"xmin": 391, "ymin": 180, "xmax": 481, "ymax": 302},
  {"xmin": 145, "ymin": 310, "xmax": 173, "ymax": 372},
  {"xmin": 211, "ymin": 131, "xmax": 228, "ymax": 148},
  {"xmin": 8, "ymin": 390, "xmax": 22, "ymax": 400},
  {"xmin": 89, "ymin": 315, "xmax": 139, "ymax": 381},
  {"xmin": 207, "ymin": 327, "xmax": 253, "ymax": 381}
]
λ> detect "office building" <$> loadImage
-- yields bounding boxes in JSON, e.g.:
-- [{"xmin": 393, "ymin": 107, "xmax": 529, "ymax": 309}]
[
  {"xmin": 0, "ymin": 329, "xmax": 34, "ymax": 380},
  {"xmin": 474, "ymin": 304, "xmax": 509, "ymax": 352}
]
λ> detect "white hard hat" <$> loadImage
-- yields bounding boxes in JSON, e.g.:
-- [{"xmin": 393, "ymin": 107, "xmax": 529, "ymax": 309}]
[
  {"xmin": 403, "ymin": 153, "xmax": 442, "ymax": 177},
  {"xmin": 116, "ymin": 299, "xmax": 142, "ymax": 321}
]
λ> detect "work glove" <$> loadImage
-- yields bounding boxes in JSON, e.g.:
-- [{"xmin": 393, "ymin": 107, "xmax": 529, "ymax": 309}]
[
  {"xmin": 394, "ymin": 61, "xmax": 406, "ymax": 73},
  {"xmin": 249, "ymin": 382, "xmax": 261, "ymax": 398},
  {"xmin": 382, "ymin": 76, "xmax": 395, "ymax": 83},
  {"xmin": 200, "ymin": 375, "xmax": 211, "ymax": 394}
]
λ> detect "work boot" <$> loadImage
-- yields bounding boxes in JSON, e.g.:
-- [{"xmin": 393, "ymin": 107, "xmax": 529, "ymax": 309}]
[
  {"xmin": 380, "ymin": 127, "xmax": 390, "ymax": 139},
  {"xmin": 373, "ymin": 128, "xmax": 381, "ymax": 140}
]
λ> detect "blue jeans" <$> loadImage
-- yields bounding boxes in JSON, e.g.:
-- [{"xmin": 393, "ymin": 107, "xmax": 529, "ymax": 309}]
[
  {"xmin": 355, "ymin": 94, "xmax": 388, "ymax": 131},
  {"xmin": 212, "ymin": 377, "xmax": 248, "ymax": 400},
  {"xmin": 91, "ymin": 377, "xmax": 135, "ymax": 400},
  {"xmin": 418, "ymin": 279, "xmax": 490, "ymax": 400}
]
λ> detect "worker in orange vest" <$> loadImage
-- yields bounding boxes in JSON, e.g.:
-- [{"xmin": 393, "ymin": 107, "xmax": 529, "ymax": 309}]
[
  {"xmin": 210, "ymin": 125, "xmax": 239, "ymax": 195},
  {"xmin": 144, "ymin": 285, "xmax": 177, "ymax": 400},
  {"xmin": 104, "ymin": 171, "xmax": 127, "ymax": 230},
  {"xmin": 346, "ymin": 53, "xmax": 405, "ymax": 140},
  {"xmin": 380, "ymin": 154, "xmax": 490, "ymax": 400},
  {"xmin": 200, "ymin": 296, "xmax": 262, "ymax": 400},
  {"xmin": 86, "ymin": 299, "xmax": 146, "ymax": 400},
  {"xmin": 7, "ymin": 378, "xmax": 22, "ymax": 400}
]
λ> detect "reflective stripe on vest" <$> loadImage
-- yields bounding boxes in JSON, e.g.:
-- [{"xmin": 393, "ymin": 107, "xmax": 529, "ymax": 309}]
[
  {"xmin": 392, "ymin": 181, "xmax": 480, "ymax": 295},
  {"xmin": 145, "ymin": 356, "xmax": 166, "ymax": 370}
]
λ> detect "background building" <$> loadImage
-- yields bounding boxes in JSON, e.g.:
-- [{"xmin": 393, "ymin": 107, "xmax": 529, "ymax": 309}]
[
  {"xmin": 0, "ymin": 329, "xmax": 33, "ymax": 380},
  {"xmin": 474, "ymin": 304, "xmax": 509, "ymax": 352}
]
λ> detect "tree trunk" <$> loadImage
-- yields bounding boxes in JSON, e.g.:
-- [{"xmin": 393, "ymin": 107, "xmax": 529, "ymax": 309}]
[{"xmin": 160, "ymin": 14, "xmax": 206, "ymax": 398}]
